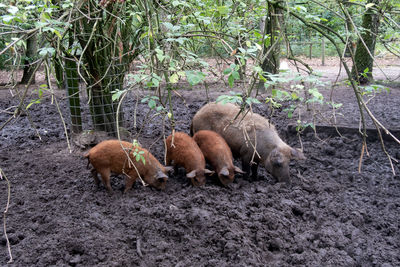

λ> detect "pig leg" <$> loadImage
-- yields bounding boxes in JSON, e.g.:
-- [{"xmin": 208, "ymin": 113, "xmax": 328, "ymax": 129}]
[
  {"xmin": 124, "ymin": 173, "xmax": 137, "ymax": 193},
  {"xmin": 166, "ymin": 154, "xmax": 172, "ymax": 166},
  {"xmin": 98, "ymin": 169, "xmax": 112, "ymax": 192},
  {"xmin": 166, "ymin": 156, "xmax": 179, "ymax": 174},
  {"xmin": 241, "ymin": 154, "xmax": 259, "ymax": 180},
  {"xmin": 251, "ymin": 164, "xmax": 259, "ymax": 180},
  {"xmin": 91, "ymin": 168, "xmax": 100, "ymax": 186},
  {"xmin": 241, "ymin": 159, "xmax": 251, "ymax": 179}
]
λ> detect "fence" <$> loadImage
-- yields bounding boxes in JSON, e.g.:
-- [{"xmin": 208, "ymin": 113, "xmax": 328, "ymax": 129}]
[{"xmin": 64, "ymin": 59, "xmax": 126, "ymax": 137}]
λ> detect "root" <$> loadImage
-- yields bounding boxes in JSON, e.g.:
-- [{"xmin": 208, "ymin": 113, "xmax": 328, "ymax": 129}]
[{"xmin": 136, "ymin": 237, "xmax": 143, "ymax": 257}]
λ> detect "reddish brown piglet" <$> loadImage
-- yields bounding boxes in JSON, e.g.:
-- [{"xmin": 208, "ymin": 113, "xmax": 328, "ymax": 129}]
[
  {"xmin": 166, "ymin": 132, "xmax": 214, "ymax": 186},
  {"xmin": 84, "ymin": 140, "xmax": 171, "ymax": 193},
  {"xmin": 193, "ymin": 130, "xmax": 244, "ymax": 186}
]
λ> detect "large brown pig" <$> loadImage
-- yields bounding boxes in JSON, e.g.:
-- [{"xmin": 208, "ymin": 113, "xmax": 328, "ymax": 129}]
[
  {"xmin": 191, "ymin": 103, "xmax": 305, "ymax": 182},
  {"xmin": 166, "ymin": 132, "xmax": 214, "ymax": 186},
  {"xmin": 84, "ymin": 140, "xmax": 171, "ymax": 193},
  {"xmin": 193, "ymin": 130, "xmax": 244, "ymax": 186}
]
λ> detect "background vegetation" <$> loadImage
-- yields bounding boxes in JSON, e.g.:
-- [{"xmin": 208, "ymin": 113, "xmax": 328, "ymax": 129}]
[{"xmin": 0, "ymin": 0, "xmax": 399, "ymax": 141}]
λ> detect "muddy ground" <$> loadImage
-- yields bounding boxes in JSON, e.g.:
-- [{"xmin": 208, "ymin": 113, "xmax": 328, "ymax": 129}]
[{"xmin": 1, "ymin": 58, "xmax": 400, "ymax": 266}]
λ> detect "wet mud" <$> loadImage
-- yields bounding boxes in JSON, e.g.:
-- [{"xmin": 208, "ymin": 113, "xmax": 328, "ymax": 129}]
[{"xmin": 0, "ymin": 84, "xmax": 399, "ymax": 266}]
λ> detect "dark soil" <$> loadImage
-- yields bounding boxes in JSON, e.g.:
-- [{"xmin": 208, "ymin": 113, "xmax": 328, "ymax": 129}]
[{"xmin": 1, "ymin": 67, "xmax": 400, "ymax": 266}]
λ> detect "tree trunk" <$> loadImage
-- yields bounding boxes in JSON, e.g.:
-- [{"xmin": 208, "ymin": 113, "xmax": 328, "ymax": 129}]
[
  {"xmin": 343, "ymin": 0, "xmax": 356, "ymax": 58},
  {"xmin": 20, "ymin": 33, "xmax": 37, "ymax": 84},
  {"xmin": 351, "ymin": 1, "xmax": 380, "ymax": 84},
  {"xmin": 261, "ymin": 2, "xmax": 283, "ymax": 75}
]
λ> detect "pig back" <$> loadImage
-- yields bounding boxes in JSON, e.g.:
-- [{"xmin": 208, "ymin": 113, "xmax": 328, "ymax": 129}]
[
  {"xmin": 191, "ymin": 103, "xmax": 242, "ymax": 155},
  {"xmin": 89, "ymin": 140, "xmax": 161, "ymax": 175},
  {"xmin": 166, "ymin": 132, "xmax": 205, "ymax": 171}
]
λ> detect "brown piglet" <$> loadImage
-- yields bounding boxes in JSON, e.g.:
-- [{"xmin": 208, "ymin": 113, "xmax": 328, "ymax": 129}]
[
  {"xmin": 193, "ymin": 130, "xmax": 244, "ymax": 186},
  {"xmin": 166, "ymin": 132, "xmax": 214, "ymax": 186},
  {"xmin": 84, "ymin": 140, "xmax": 171, "ymax": 193}
]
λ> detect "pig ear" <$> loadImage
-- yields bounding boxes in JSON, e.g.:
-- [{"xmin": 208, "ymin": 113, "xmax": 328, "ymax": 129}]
[
  {"xmin": 164, "ymin": 166, "xmax": 174, "ymax": 173},
  {"xmin": 156, "ymin": 170, "xmax": 168, "ymax": 179},
  {"xmin": 291, "ymin": 148, "xmax": 306, "ymax": 160},
  {"xmin": 234, "ymin": 166, "xmax": 245, "ymax": 174},
  {"xmin": 204, "ymin": 169, "xmax": 215, "ymax": 176},
  {"xmin": 186, "ymin": 170, "xmax": 197, "ymax": 178},
  {"xmin": 219, "ymin": 167, "xmax": 229, "ymax": 177}
]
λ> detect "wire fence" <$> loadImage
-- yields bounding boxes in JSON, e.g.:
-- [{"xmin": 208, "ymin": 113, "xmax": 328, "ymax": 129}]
[{"xmin": 64, "ymin": 60, "xmax": 127, "ymax": 137}]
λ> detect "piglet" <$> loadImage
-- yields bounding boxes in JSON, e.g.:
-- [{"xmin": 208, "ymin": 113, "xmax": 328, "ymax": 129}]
[
  {"xmin": 84, "ymin": 140, "xmax": 171, "ymax": 193},
  {"xmin": 193, "ymin": 130, "xmax": 244, "ymax": 186},
  {"xmin": 166, "ymin": 132, "xmax": 214, "ymax": 186}
]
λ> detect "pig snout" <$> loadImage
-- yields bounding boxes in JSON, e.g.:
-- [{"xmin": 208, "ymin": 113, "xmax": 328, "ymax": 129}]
[
  {"xmin": 265, "ymin": 148, "xmax": 291, "ymax": 183},
  {"xmin": 186, "ymin": 169, "xmax": 213, "ymax": 186},
  {"xmin": 152, "ymin": 177, "xmax": 167, "ymax": 190},
  {"xmin": 219, "ymin": 175, "xmax": 233, "ymax": 186},
  {"xmin": 150, "ymin": 170, "xmax": 168, "ymax": 190},
  {"xmin": 218, "ymin": 167, "xmax": 234, "ymax": 186},
  {"xmin": 191, "ymin": 175, "xmax": 206, "ymax": 187}
]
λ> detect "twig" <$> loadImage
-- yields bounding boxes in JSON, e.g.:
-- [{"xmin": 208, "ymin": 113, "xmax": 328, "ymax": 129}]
[
  {"xmin": 0, "ymin": 168, "xmax": 13, "ymax": 263},
  {"xmin": 358, "ymin": 142, "xmax": 366, "ymax": 173},
  {"xmin": 44, "ymin": 60, "xmax": 72, "ymax": 153},
  {"xmin": 116, "ymin": 92, "xmax": 148, "ymax": 187}
]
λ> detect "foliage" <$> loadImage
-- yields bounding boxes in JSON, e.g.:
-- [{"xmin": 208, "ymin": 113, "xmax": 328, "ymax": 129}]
[
  {"xmin": 0, "ymin": 0, "xmax": 399, "ymax": 136},
  {"xmin": 129, "ymin": 139, "xmax": 146, "ymax": 165},
  {"xmin": 216, "ymin": 91, "xmax": 261, "ymax": 106},
  {"xmin": 264, "ymin": 71, "xmax": 336, "ymax": 130}
]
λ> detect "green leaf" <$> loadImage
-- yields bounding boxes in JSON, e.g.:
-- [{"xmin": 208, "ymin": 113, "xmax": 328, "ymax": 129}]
[
  {"xmin": 254, "ymin": 43, "xmax": 262, "ymax": 51},
  {"xmin": 112, "ymin": 90, "xmax": 125, "ymax": 102},
  {"xmin": 231, "ymin": 71, "xmax": 240, "ymax": 80},
  {"xmin": 156, "ymin": 54, "xmax": 165, "ymax": 62},
  {"xmin": 228, "ymin": 74, "xmax": 234, "ymax": 87},
  {"xmin": 163, "ymin": 22, "xmax": 174, "ymax": 30},
  {"xmin": 169, "ymin": 73, "xmax": 179, "ymax": 83},
  {"xmin": 264, "ymin": 36, "xmax": 271, "ymax": 47},
  {"xmin": 7, "ymin": 6, "xmax": 18, "ymax": 15},
  {"xmin": 245, "ymin": 98, "xmax": 261, "ymax": 105},
  {"xmin": 25, "ymin": 5, "xmax": 36, "ymax": 10},
  {"xmin": 185, "ymin": 71, "xmax": 205, "ymax": 86},
  {"xmin": 2, "ymin": 15, "xmax": 15, "ymax": 23},
  {"xmin": 295, "ymin": 5, "xmax": 307, "ymax": 12},
  {"xmin": 26, "ymin": 99, "xmax": 41, "ymax": 109},
  {"xmin": 38, "ymin": 47, "xmax": 55, "ymax": 57},
  {"xmin": 148, "ymin": 99, "xmax": 156, "ymax": 109},
  {"xmin": 365, "ymin": 3, "xmax": 375, "ymax": 9},
  {"xmin": 217, "ymin": 6, "xmax": 229, "ymax": 15},
  {"xmin": 52, "ymin": 29, "xmax": 62, "ymax": 39},
  {"xmin": 223, "ymin": 68, "xmax": 232, "ymax": 75},
  {"xmin": 253, "ymin": 66, "xmax": 263, "ymax": 73}
]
